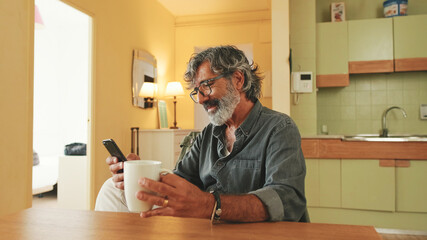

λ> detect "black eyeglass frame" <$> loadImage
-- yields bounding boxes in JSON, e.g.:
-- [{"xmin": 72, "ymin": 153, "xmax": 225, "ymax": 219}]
[{"xmin": 189, "ymin": 73, "xmax": 228, "ymax": 103}]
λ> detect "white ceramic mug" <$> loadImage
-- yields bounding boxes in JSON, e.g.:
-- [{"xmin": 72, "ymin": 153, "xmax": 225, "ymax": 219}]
[{"xmin": 124, "ymin": 160, "xmax": 163, "ymax": 213}]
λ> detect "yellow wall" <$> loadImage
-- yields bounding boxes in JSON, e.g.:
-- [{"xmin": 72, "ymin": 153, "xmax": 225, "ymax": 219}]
[
  {"xmin": 0, "ymin": 0, "xmax": 289, "ymax": 215},
  {"xmin": 0, "ymin": 0, "xmax": 175, "ymax": 215},
  {"xmin": 63, "ymin": 0, "xmax": 175, "ymax": 208},
  {"xmin": 0, "ymin": 0, "xmax": 34, "ymax": 216},
  {"xmin": 174, "ymin": 11, "xmax": 272, "ymax": 129}
]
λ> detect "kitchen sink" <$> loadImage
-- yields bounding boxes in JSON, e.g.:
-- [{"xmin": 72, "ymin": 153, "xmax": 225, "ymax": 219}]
[{"xmin": 342, "ymin": 134, "xmax": 427, "ymax": 142}]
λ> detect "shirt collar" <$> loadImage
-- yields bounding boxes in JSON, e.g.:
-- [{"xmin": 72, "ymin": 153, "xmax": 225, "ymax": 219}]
[
  {"xmin": 237, "ymin": 99, "xmax": 262, "ymax": 136},
  {"xmin": 212, "ymin": 100, "xmax": 262, "ymax": 137}
]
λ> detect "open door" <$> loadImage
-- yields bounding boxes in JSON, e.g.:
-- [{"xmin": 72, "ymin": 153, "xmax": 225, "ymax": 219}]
[{"xmin": 32, "ymin": 0, "xmax": 93, "ymax": 210}]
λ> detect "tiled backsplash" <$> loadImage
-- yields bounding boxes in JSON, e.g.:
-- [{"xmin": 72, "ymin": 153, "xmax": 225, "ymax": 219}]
[{"xmin": 317, "ymin": 72, "xmax": 427, "ymax": 135}]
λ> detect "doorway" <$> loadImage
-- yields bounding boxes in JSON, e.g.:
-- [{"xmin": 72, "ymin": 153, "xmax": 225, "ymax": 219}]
[{"xmin": 32, "ymin": 0, "xmax": 92, "ymax": 209}]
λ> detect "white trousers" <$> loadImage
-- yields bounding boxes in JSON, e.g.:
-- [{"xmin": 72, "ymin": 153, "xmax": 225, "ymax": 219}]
[{"xmin": 94, "ymin": 177, "xmax": 130, "ymax": 212}]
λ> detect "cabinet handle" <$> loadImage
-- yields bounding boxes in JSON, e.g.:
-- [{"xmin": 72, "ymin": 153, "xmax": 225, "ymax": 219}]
[
  {"xmin": 379, "ymin": 159, "xmax": 410, "ymax": 167},
  {"xmin": 379, "ymin": 159, "xmax": 395, "ymax": 167},
  {"xmin": 395, "ymin": 160, "xmax": 410, "ymax": 168}
]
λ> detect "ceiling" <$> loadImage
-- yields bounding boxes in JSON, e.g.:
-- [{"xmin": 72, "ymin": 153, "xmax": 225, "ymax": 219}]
[{"xmin": 157, "ymin": 0, "xmax": 271, "ymax": 16}]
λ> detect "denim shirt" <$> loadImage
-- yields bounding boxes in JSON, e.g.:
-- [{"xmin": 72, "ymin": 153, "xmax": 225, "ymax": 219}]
[{"xmin": 174, "ymin": 100, "xmax": 308, "ymax": 222}]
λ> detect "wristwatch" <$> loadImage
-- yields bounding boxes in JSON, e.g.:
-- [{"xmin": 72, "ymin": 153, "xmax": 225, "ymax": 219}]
[{"xmin": 209, "ymin": 190, "xmax": 222, "ymax": 223}]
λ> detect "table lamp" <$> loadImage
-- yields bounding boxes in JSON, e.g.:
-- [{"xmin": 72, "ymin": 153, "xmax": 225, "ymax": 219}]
[{"xmin": 165, "ymin": 82, "xmax": 184, "ymax": 129}]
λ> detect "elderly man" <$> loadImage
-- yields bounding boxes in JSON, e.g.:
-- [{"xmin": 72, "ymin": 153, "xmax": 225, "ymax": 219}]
[{"xmin": 96, "ymin": 45, "xmax": 308, "ymax": 223}]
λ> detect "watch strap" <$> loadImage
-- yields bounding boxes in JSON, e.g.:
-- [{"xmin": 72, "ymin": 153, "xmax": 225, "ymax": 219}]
[{"xmin": 209, "ymin": 190, "xmax": 221, "ymax": 223}]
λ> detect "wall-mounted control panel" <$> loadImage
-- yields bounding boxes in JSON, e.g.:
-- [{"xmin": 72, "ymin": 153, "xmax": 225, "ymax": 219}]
[
  {"xmin": 421, "ymin": 104, "xmax": 427, "ymax": 120},
  {"xmin": 291, "ymin": 72, "xmax": 313, "ymax": 93}
]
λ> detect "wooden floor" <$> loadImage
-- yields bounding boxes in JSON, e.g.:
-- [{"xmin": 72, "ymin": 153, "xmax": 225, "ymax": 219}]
[
  {"xmin": 380, "ymin": 234, "xmax": 427, "ymax": 240},
  {"xmin": 32, "ymin": 188, "xmax": 58, "ymax": 209}
]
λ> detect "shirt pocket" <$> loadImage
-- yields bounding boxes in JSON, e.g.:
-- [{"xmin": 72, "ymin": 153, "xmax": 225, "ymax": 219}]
[
  {"xmin": 232, "ymin": 159, "xmax": 262, "ymax": 169},
  {"xmin": 223, "ymin": 159, "xmax": 263, "ymax": 194}
]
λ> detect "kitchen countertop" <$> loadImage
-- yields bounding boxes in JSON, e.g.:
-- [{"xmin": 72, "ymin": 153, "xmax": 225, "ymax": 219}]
[
  {"xmin": 302, "ymin": 135, "xmax": 342, "ymax": 139},
  {"xmin": 301, "ymin": 137, "xmax": 427, "ymax": 160},
  {"xmin": 302, "ymin": 134, "xmax": 427, "ymax": 142}
]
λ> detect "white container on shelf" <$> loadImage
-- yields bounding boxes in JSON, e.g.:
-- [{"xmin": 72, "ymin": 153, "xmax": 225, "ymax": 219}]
[{"xmin": 383, "ymin": 0, "xmax": 408, "ymax": 17}]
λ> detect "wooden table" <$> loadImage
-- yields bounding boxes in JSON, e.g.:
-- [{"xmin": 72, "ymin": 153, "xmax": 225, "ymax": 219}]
[{"xmin": 0, "ymin": 208, "xmax": 382, "ymax": 240}]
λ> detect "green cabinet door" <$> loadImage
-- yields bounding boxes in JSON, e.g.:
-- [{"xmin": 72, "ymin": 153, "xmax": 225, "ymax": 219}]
[
  {"xmin": 394, "ymin": 15, "xmax": 427, "ymax": 59},
  {"xmin": 348, "ymin": 18, "xmax": 394, "ymax": 62},
  {"xmin": 316, "ymin": 22, "xmax": 348, "ymax": 75},
  {"xmin": 396, "ymin": 160, "xmax": 427, "ymax": 213},
  {"xmin": 319, "ymin": 159, "xmax": 341, "ymax": 207},
  {"xmin": 393, "ymin": 15, "xmax": 427, "ymax": 71},
  {"xmin": 341, "ymin": 159, "xmax": 395, "ymax": 211},
  {"xmin": 305, "ymin": 159, "xmax": 341, "ymax": 208},
  {"xmin": 305, "ymin": 159, "xmax": 320, "ymax": 207}
]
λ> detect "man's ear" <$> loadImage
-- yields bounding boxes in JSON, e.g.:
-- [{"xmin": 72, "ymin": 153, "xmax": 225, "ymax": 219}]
[{"xmin": 233, "ymin": 71, "xmax": 245, "ymax": 91}]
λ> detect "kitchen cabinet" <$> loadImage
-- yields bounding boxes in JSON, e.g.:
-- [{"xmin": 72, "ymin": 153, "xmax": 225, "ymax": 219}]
[
  {"xmin": 316, "ymin": 22, "xmax": 349, "ymax": 87},
  {"xmin": 302, "ymin": 138, "xmax": 427, "ymax": 230},
  {"xmin": 316, "ymin": 15, "xmax": 427, "ymax": 82},
  {"xmin": 305, "ymin": 159, "xmax": 341, "ymax": 208},
  {"xmin": 139, "ymin": 129, "xmax": 197, "ymax": 170},
  {"xmin": 306, "ymin": 158, "xmax": 427, "ymax": 213},
  {"xmin": 393, "ymin": 15, "xmax": 427, "ymax": 72},
  {"xmin": 305, "ymin": 159, "xmax": 319, "ymax": 207},
  {"xmin": 340, "ymin": 159, "xmax": 427, "ymax": 213},
  {"xmin": 396, "ymin": 160, "xmax": 427, "ymax": 213},
  {"xmin": 348, "ymin": 18, "xmax": 394, "ymax": 74},
  {"xmin": 341, "ymin": 159, "xmax": 395, "ymax": 212}
]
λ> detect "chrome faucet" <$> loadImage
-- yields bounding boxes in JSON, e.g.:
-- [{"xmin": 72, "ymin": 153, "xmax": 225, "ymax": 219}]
[{"xmin": 381, "ymin": 106, "xmax": 407, "ymax": 137}]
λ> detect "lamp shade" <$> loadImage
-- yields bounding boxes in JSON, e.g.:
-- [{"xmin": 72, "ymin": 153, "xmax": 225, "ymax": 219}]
[
  {"xmin": 139, "ymin": 82, "xmax": 156, "ymax": 98},
  {"xmin": 35, "ymin": 5, "xmax": 44, "ymax": 29},
  {"xmin": 165, "ymin": 82, "xmax": 184, "ymax": 97}
]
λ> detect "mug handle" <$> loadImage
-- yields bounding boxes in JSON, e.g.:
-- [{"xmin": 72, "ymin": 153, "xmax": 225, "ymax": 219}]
[{"xmin": 160, "ymin": 168, "xmax": 173, "ymax": 175}]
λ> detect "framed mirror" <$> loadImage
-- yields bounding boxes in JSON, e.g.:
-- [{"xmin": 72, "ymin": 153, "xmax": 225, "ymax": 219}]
[{"xmin": 132, "ymin": 49, "xmax": 157, "ymax": 108}]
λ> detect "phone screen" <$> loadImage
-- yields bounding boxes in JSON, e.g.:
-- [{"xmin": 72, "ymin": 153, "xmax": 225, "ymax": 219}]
[{"xmin": 102, "ymin": 139, "xmax": 127, "ymax": 171}]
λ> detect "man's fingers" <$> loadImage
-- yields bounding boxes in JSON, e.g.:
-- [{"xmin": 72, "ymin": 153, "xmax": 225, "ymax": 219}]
[
  {"xmin": 126, "ymin": 153, "xmax": 140, "ymax": 160},
  {"xmin": 114, "ymin": 181, "xmax": 124, "ymax": 190},
  {"xmin": 109, "ymin": 162, "xmax": 123, "ymax": 174},
  {"xmin": 112, "ymin": 172, "xmax": 124, "ymax": 183},
  {"xmin": 140, "ymin": 207, "xmax": 174, "ymax": 218},
  {"xmin": 107, "ymin": 153, "xmax": 140, "ymax": 166},
  {"xmin": 138, "ymin": 177, "xmax": 180, "ymax": 199},
  {"xmin": 160, "ymin": 173, "xmax": 190, "ymax": 189},
  {"xmin": 136, "ymin": 191, "xmax": 171, "ymax": 208},
  {"xmin": 106, "ymin": 156, "xmax": 118, "ymax": 165}
]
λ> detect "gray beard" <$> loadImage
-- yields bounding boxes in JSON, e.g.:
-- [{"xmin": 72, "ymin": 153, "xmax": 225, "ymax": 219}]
[{"xmin": 206, "ymin": 81, "xmax": 240, "ymax": 126}]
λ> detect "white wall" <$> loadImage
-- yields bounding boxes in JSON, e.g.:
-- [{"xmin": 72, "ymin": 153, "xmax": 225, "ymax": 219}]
[
  {"xmin": 33, "ymin": 0, "xmax": 90, "ymax": 157},
  {"xmin": 272, "ymin": 0, "xmax": 290, "ymax": 114}
]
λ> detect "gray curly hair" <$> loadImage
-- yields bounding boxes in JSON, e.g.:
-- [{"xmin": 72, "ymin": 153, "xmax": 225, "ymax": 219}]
[{"xmin": 184, "ymin": 45, "xmax": 263, "ymax": 103}]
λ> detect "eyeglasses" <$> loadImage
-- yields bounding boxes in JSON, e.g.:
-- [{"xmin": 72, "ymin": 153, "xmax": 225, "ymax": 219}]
[{"xmin": 189, "ymin": 74, "xmax": 227, "ymax": 103}]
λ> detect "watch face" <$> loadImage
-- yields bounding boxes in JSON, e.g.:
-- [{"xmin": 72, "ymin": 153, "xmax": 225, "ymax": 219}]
[{"xmin": 216, "ymin": 209, "xmax": 222, "ymax": 216}]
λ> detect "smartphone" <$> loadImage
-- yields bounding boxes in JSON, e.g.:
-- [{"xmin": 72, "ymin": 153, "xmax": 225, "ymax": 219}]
[{"xmin": 102, "ymin": 139, "xmax": 127, "ymax": 173}]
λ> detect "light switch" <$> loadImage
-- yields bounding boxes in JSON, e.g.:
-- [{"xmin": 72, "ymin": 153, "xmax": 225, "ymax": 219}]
[{"xmin": 421, "ymin": 104, "xmax": 427, "ymax": 120}]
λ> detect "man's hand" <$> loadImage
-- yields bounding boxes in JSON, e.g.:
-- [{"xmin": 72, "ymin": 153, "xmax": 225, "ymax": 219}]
[
  {"xmin": 136, "ymin": 173, "xmax": 215, "ymax": 219},
  {"xmin": 106, "ymin": 153, "xmax": 140, "ymax": 190}
]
